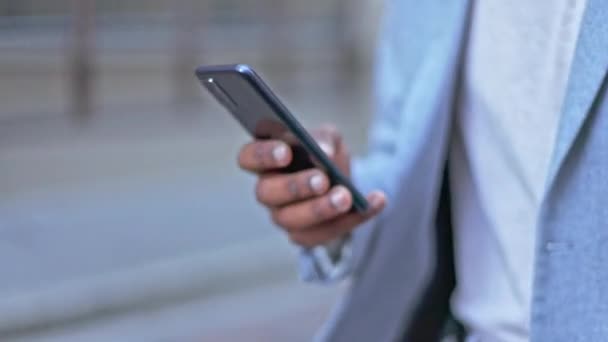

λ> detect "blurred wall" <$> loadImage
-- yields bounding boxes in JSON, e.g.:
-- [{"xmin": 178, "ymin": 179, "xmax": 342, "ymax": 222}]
[{"xmin": 0, "ymin": 0, "xmax": 383, "ymax": 118}]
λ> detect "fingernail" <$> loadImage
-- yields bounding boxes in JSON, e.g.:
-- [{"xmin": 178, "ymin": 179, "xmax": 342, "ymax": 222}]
[
  {"xmin": 330, "ymin": 188, "xmax": 349, "ymax": 211},
  {"xmin": 318, "ymin": 141, "xmax": 334, "ymax": 157},
  {"xmin": 309, "ymin": 174, "xmax": 325, "ymax": 193},
  {"xmin": 370, "ymin": 192, "xmax": 385, "ymax": 208},
  {"xmin": 272, "ymin": 144, "xmax": 288, "ymax": 163}
]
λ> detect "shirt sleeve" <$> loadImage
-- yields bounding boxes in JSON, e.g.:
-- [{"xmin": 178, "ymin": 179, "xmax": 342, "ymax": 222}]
[{"xmin": 297, "ymin": 235, "xmax": 353, "ymax": 283}]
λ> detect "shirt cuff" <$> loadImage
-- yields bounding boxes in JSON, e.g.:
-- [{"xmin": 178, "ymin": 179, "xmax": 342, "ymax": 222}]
[{"xmin": 297, "ymin": 236, "xmax": 353, "ymax": 283}]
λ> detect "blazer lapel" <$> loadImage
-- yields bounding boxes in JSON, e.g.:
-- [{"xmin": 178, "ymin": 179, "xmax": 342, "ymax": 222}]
[{"xmin": 545, "ymin": 0, "xmax": 608, "ymax": 192}]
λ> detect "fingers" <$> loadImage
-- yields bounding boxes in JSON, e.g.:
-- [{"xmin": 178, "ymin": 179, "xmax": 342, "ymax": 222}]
[
  {"xmin": 239, "ymin": 123, "xmax": 365, "ymax": 249},
  {"xmin": 238, "ymin": 123, "xmax": 346, "ymax": 174},
  {"xmin": 270, "ymin": 185, "xmax": 353, "ymax": 231},
  {"xmin": 256, "ymin": 169, "xmax": 330, "ymax": 207},
  {"xmin": 238, "ymin": 140, "xmax": 291, "ymax": 172},
  {"xmin": 288, "ymin": 191, "xmax": 387, "ymax": 248}
]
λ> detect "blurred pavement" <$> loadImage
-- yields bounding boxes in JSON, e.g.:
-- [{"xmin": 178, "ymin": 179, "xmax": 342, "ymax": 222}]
[{"xmin": 0, "ymin": 78, "xmax": 372, "ymax": 340}]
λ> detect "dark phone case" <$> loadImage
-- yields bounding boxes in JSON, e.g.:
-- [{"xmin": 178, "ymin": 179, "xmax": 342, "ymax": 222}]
[{"xmin": 195, "ymin": 64, "xmax": 369, "ymax": 213}]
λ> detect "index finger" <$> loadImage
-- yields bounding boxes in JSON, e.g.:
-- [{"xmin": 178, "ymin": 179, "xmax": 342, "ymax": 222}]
[{"xmin": 238, "ymin": 140, "xmax": 292, "ymax": 172}]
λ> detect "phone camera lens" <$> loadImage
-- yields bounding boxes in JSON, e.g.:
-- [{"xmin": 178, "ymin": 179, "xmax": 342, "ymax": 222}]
[{"xmin": 205, "ymin": 77, "xmax": 238, "ymax": 110}]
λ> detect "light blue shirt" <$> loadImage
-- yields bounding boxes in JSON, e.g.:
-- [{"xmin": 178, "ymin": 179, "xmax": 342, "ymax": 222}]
[{"xmin": 450, "ymin": 1, "xmax": 587, "ymax": 340}]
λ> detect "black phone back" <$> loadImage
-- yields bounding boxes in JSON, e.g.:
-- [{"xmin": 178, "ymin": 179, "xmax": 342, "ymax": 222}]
[{"xmin": 195, "ymin": 64, "xmax": 369, "ymax": 212}]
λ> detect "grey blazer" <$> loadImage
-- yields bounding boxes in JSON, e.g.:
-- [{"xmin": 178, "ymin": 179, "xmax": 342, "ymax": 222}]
[{"xmin": 306, "ymin": 0, "xmax": 608, "ymax": 341}]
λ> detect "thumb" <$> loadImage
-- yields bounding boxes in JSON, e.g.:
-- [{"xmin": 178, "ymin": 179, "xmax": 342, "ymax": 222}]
[{"xmin": 317, "ymin": 138, "xmax": 335, "ymax": 158}]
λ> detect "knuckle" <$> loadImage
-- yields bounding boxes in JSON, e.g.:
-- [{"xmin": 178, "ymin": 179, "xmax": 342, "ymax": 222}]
[
  {"xmin": 296, "ymin": 173, "xmax": 313, "ymax": 196},
  {"xmin": 254, "ymin": 143, "xmax": 266, "ymax": 166},
  {"xmin": 311, "ymin": 198, "xmax": 332, "ymax": 221},
  {"xmin": 299, "ymin": 178, "xmax": 312, "ymax": 197},
  {"xmin": 286, "ymin": 177, "xmax": 300, "ymax": 198}
]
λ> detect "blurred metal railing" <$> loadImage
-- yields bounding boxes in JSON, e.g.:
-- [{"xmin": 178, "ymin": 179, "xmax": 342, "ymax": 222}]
[
  {"xmin": 0, "ymin": 0, "xmax": 359, "ymax": 120},
  {"xmin": 71, "ymin": 0, "xmax": 95, "ymax": 120}
]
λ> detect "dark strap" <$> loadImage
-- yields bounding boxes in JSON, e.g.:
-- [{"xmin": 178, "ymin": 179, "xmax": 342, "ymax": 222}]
[
  {"xmin": 442, "ymin": 315, "xmax": 468, "ymax": 341},
  {"xmin": 400, "ymin": 168, "xmax": 457, "ymax": 341}
]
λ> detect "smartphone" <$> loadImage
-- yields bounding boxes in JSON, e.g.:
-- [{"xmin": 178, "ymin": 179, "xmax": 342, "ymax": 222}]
[{"xmin": 195, "ymin": 64, "xmax": 368, "ymax": 212}]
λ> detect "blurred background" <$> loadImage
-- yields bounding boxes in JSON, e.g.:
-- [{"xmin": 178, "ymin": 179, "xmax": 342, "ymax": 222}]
[{"xmin": 0, "ymin": 1, "xmax": 383, "ymax": 341}]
